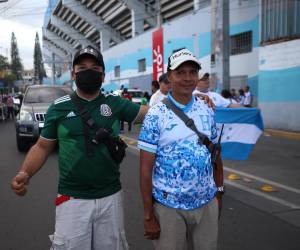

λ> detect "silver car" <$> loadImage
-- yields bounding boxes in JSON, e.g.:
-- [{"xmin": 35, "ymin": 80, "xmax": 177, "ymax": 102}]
[{"xmin": 15, "ymin": 85, "xmax": 72, "ymax": 151}]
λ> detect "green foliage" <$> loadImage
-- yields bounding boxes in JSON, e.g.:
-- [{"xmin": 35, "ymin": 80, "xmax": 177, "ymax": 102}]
[
  {"xmin": 33, "ymin": 32, "xmax": 46, "ymax": 84},
  {"xmin": 10, "ymin": 32, "xmax": 23, "ymax": 80},
  {"xmin": 0, "ymin": 55, "xmax": 9, "ymax": 70},
  {"xmin": 3, "ymin": 73, "xmax": 17, "ymax": 90}
]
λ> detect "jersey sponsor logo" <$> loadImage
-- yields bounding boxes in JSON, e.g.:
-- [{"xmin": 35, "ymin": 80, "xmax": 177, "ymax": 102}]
[
  {"xmin": 66, "ymin": 111, "xmax": 76, "ymax": 118},
  {"xmin": 100, "ymin": 104, "xmax": 112, "ymax": 117}
]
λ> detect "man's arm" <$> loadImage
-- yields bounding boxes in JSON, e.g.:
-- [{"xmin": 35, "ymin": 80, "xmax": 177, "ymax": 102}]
[
  {"xmin": 228, "ymin": 103, "xmax": 243, "ymax": 108},
  {"xmin": 140, "ymin": 149, "xmax": 160, "ymax": 240},
  {"xmin": 11, "ymin": 137, "xmax": 56, "ymax": 196},
  {"xmin": 194, "ymin": 93, "xmax": 215, "ymax": 109},
  {"xmin": 134, "ymin": 105, "xmax": 149, "ymax": 123}
]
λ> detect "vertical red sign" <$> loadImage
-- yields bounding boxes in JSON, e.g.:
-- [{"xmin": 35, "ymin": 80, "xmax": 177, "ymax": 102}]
[{"xmin": 152, "ymin": 27, "xmax": 164, "ymax": 81}]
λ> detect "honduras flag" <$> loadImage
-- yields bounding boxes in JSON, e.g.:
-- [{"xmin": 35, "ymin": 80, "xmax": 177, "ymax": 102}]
[{"xmin": 215, "ymin": 108, "xmax": 264, "ymax": 160}]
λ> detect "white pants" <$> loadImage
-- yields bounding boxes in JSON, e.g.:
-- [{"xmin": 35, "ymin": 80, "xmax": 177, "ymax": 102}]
[{"xmin": 49, "ymin": 191, "xmax": 129, "ymax": 250}]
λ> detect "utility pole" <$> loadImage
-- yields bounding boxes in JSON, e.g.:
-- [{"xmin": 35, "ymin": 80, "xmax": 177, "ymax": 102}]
[
  {"xmin": 51, "ymin": 53, "xmax": 56, "ymax": 85},
  {"xmin": 156, "ymin": 0, "xmax": 162, "ymax": 27},
  {"xmin": 211, "ymin": 0, "xmax": 230, "ymax": 92}
]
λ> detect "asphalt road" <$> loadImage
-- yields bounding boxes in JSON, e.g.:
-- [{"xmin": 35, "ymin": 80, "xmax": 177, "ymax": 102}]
[{"xmin": 1, "ymin": 120, "xmax": 300, "ymax": 250}]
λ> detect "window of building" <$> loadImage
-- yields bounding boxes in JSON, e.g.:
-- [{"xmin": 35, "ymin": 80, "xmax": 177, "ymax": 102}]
[
  {"xmin": 230, "ymin": 31, "xmax": 252, "ymax": 55},
  {"xmin": 261, "ymin": 0, "xmax": 300, "ymax": 43},
  {"xmin": 138, "ymin": 58, "xmax": 146, "ymax": 72},
  {"xmin": 114, "ymin": 65, "xmax": 120, "ymax": 78}
]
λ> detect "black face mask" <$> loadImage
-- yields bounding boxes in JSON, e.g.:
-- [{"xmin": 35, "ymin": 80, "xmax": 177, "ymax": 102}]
[{"xmin": 75, "ymin": 69, "xmax": 103, "ymax": 94}]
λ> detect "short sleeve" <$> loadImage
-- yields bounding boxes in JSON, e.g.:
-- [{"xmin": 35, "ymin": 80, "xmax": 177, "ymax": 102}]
[
  {"xmin": 216, "ymin": 94, "xmax": 231, "ymax": 108},
  {"xmin": 40, "ymin": 104, "xmax": 58, "ymax": 140},
  {"xmin": 138, "ymin": 107, "xmax": 161, "ymax": 154},
  {"xmin": 117, "ymin": 97, "xmax": 140, "ymax": 122}
]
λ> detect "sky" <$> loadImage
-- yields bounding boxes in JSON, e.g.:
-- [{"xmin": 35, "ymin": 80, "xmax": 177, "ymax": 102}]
[{"xmin": 0, "ymin": 0, "xmax": 48, "ymax": 70}]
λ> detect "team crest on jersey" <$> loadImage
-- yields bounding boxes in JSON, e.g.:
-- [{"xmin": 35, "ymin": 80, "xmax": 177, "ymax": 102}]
[{"xmin": 100, "ymin": 104, "xmax": 112, "ymax": 116}]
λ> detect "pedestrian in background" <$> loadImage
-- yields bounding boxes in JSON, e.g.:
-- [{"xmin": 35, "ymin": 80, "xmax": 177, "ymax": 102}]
[
  {"xmin": 243, "ymin": 85, "xmax": 252, "ymax": 107},
  {"xmin": 120, "ymin": 88, "xmax": 133, "ymax": 133},
  {"xmin": 194, "ymin": 73, "xmax": 242, "ymax": 108},
  {"xmin": 230, "ymin": 88, "xmax": 238, "ymax": 101},
  {"xmin": 238, "ymin": 89, "xmax": 245, "ymax": 105},
  {"xmin": 143, "ymin": 91, "xmax": 151, "ymax": 102},
  {"xmin": 151, "ymin": 80, "xmax": 160, "ymax": 95},
  {"xmin": 149, "ymin": 73, "xmax": 171, "ymax": 107},
  {"xmin": 6, "ymin": 94, "xmax": 14, "ymax": 119},
  {"xmin": 221, "ymin": 89, "xmax": 238, "ymax": 104},
  {"xmin": 11, "ymin": 46, "xmax": 149, "ymax": 250},
  {"xmin": 139, "ymin": 49, "xmax": 224, "ymax": 250}
]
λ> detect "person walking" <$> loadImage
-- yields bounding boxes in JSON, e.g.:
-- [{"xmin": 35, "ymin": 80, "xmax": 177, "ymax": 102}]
[
  {"xmin": 138, "ymin": 49, "xmax": 224, "ymax": 250},
  {"xmin": 6, "ymin": 94, "xmax": 14, "ymax": 119},
  {"xmin": 120, "ymin": 88, "xmax": 133, "ymax": 133},
  {"xmin": 11, "ymin": 46, "xmax": 148, "ymax": 250}
]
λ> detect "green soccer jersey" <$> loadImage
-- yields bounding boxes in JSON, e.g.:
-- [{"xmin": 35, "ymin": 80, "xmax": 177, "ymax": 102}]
[{"xmin": 41, "ymin": 92, "xmax": 140, "ymax": 199}]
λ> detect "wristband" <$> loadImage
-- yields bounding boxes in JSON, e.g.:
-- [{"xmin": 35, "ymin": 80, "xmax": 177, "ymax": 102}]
[{"xmin": 217, "ymin": 186, "xmax": 225, "ymax": 194}]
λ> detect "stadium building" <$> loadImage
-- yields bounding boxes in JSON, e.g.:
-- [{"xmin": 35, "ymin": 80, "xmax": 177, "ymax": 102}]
[{"xmin": 42, "ymin": 0, "xmax": 300, "ymax": 131}]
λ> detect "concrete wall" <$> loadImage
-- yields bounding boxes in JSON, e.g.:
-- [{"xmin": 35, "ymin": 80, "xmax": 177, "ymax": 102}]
[
  {"xmin": 102, "ymin": 0, "xmax": 259, "ymax": 95},
  {"xmin": 258, "ymin": 39, "xmax": 300, "ymax": 131}
]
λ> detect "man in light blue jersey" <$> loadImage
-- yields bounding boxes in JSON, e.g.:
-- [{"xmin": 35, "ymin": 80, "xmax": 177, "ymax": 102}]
[{"xmin": 138, "ymin": 48, "xmax": 224, "ymax": 250}]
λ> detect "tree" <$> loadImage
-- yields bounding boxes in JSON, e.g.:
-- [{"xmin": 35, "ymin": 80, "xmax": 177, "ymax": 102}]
[
  {"xmin": 33, "ymin": 32, "xmax": 46, "ymax": 84},
  {"xmin": 3, "ymin": 73, "xmax": 17, "ymax": 91},
  {"xmin": 10, "ymin": 32, "xmax": 23, "ymax": 80},
  {"xmin": 0, "ymin": 55, "xmax": 9, "ymax": 71}
]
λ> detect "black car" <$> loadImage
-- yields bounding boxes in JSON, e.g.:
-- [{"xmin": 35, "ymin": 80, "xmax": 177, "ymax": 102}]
[{"xmin": 15, "ymin": 85, "xmax": 73, "ymax": 151}]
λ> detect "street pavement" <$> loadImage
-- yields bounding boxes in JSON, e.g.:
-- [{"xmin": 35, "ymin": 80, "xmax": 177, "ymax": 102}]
[{"xmin": 1, "ymin": 120, "xmax": 300, "ymax": 250}]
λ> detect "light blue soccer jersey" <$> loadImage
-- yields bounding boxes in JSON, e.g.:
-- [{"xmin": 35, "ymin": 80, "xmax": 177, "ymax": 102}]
[{"xmin": 138, "ymin": 93, "xmax": 218, "ymax": 210}]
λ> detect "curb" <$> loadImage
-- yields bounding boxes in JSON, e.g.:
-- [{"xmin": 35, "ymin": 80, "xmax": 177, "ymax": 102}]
[{"xmin": 265, "ymin": 129, "xmax": 300, "ymax": 141}]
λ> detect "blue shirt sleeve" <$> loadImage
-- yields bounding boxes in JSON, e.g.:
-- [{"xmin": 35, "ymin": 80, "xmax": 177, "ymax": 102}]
[{"xmin": 138, "ymin": 106, "xmax": 161, "ymax": 153}]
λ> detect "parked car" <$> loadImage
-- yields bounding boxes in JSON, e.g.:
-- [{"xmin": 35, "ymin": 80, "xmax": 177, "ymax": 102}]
[
  {"xmin": 113, "ymin": 88, "xmax": 144, "ymax": 104},
  {"xmin": 127, "ymin": 89, "xmax": 144, "ymax": 104},
  {"xmin": 15, "ymin": 85, "xmax": 72, "ymax": 151}
]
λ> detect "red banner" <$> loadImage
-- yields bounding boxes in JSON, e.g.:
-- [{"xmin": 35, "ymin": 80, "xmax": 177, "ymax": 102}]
[{"xmin": 152, "ymin": 27, "xmax": 164, "ymax": 81}]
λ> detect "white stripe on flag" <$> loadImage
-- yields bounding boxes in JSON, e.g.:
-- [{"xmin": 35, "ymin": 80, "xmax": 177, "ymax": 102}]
[{"xmin": 217, "ymin": 123, "xmax": 262, "ymax": 144}]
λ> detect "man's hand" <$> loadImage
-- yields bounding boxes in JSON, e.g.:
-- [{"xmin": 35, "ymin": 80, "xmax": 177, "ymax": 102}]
[
  {"xmin": 144, "ymin": 213, "xmax": 161, "ymax": 240},
  {"xmin": 216, "ymin": 192, "xmax": 223, "ymax": 220},
  {"xmin": 11, "ymin": 171, "xmax": 30, "ymax": 196},
  {"xmin": 195, "ymin": 94, "xmax": 215, "ymax": 109}
]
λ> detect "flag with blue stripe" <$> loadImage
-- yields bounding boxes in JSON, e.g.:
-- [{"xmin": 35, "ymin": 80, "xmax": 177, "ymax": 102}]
[{"xmin": 215, "ymin": 108, "xmax": 264, "ymax": 160}]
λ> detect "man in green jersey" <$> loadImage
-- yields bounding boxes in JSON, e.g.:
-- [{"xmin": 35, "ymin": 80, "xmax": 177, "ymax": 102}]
[{"xmin": 11, "ymin": 46, "xmax": 148, "ymax": 250}]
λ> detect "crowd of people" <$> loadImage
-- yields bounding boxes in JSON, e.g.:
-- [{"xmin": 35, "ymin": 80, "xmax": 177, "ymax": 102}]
[
  {"xmin": 11, "ymin": 46, "xmax": 254, "ymax": 250},
  {"xmin": 221, "ymin": 85, "xmax": 253, "ymax": 107}
]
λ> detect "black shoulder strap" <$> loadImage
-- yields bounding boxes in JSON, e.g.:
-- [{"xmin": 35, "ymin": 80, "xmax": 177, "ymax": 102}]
[
  {"xmin": 70, "ymin": 92, "xmax": 97, "ymax": 157},
  {"xmin": 162, "ymin": 98, "xmax": 212, "ymax": 149}
]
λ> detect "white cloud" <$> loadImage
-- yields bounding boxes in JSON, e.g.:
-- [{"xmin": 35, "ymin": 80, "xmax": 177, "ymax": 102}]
[
  {"xmin": 0, "ymin": 0, "xmax": 47, "ymax": 70},
  {"xmin": 0, "ymin": 18, "xmax": 43, "ymax": 70}
]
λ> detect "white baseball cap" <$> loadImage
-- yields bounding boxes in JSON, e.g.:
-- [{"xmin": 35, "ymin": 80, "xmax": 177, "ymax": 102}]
[{"xmin": 167, "ymin": 48, "xmax": 201, "ymax": 71}]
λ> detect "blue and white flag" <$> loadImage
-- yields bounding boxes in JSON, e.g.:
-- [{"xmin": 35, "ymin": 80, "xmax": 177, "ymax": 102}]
[{"xmin": 215, "ymin": 108, "xmax": 264, "ymax": 160}]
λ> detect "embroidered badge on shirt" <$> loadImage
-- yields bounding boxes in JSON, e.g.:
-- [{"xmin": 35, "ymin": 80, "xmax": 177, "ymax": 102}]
[{"xmin": 100, "ymin": 104, "xmax": 112, "ymax": 116}]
